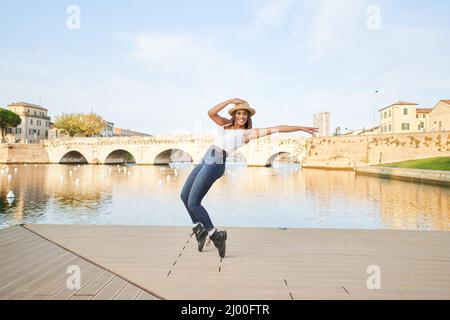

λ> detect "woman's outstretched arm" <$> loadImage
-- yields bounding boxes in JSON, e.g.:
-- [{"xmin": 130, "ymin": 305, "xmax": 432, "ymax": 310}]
[
  {"xmin": 243, "ymin": 125, "xmax": 319, "ymax": 143},
  {"xmin": 277, "ymin": 125, "xmax": 318, "ymax": 135},
  {"xmin": 208, "ymin": 98, "xmax": 247, "ymax": 126}
]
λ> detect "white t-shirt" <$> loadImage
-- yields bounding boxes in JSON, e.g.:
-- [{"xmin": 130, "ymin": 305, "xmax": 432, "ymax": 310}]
[{"xmin": 212, "ymin": 124, "xmax": 246, "ymax": 155}]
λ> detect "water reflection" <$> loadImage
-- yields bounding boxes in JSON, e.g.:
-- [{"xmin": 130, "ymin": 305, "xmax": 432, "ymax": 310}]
[{"xmin": 0, "ymin": 164, "xmax": 449, "ymax": 230}]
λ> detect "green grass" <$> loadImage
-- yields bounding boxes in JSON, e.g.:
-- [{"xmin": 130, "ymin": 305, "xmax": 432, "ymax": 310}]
[{"xmin": 380, "ymin": 157, "xmax": 450, "ymax": 171}]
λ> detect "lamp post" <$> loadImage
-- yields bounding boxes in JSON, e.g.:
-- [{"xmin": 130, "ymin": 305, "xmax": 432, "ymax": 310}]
[{"xmin": 373, "ymin": 90, "xmax": 379, "ymax": 127}]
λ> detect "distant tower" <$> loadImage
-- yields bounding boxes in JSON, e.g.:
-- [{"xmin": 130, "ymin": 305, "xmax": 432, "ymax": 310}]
[{"xmin": 313, "ymin": 112, "xmax": 330, "ymax": 137}]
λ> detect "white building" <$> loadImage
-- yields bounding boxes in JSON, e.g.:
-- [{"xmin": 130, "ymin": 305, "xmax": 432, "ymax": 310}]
[
  {"xmin": 100, "ymin": 121, "xmax": 115, "ymax": 137},
  {"xmin": 6, "ymin": 102, "xmax": 51, "ymax": 143},
  {"xmin": 313, "ymin": 112, "xmax": 330, "ymax": 137}
]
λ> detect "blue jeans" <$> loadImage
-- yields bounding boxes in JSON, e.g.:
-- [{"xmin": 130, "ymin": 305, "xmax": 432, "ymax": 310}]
[{"xmin": 180, "ymin": 145, "xmax": 227, "ymax": 231}]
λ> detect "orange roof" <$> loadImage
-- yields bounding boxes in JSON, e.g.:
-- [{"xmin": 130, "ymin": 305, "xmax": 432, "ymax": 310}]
[
  {"xmin": 440, "ymin": 100, "xmax": 450, "ymax": 105},
  {"xmin": 416, "ymin": 108, "xmax": 432, "ymax": 113},
  {"xmin": 379, "ymin": 101, "xmax": 417, "ymax": 112}
]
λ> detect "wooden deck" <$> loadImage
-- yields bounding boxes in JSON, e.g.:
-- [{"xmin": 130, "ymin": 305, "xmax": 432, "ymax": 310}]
[
  {"xmin": 0, "ymin": 226, "xmax": 158, "ymax": 300},
  {"xmin": 1, "ymin": 224, "xmax": 450, "ymax": 299}
]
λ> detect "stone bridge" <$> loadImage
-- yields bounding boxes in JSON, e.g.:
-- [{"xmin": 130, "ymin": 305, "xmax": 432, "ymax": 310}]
[{"xmin": 44, "ymin": 135, "xmax": 308, "ymax": 167}]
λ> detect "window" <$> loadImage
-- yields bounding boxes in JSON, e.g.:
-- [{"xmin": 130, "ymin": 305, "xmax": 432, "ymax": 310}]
[
  {"xmin": 38, "ymin": 129, "xmax": 40, "ymax": 135},
  {"xmin": 416, "ymin": 114, "xmax": 419, "ymax": 118},
  {"xmin": 402, "ymin": 123, "xmax": 410, "ymax": 130},
  {"xmin": 34, "ymin": 110, "xmax": 36, "ymax": 116},
  {"xmin": 30, "ymin": 119, "xmax": 33, "ymax": 125},
  {"xmin": 29, "ymin": 129, "xmax": 32, "ymax": 135},
  {"xmin": 388, "ymin": 110, "xmax": 391, "ymax": 117},
  {"xmin": 403, "ymin": 108, "xmax": 408, "ymax": 115},
  {"xmin": 388, "ymin": 124, "xmax": 391, "ymax": 131}
]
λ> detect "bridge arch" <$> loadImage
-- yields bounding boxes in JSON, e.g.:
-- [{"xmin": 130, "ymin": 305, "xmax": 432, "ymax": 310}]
[
  {"xmin": 154, "ymin": 148, "xmax": 193, "ymax": 165},
  {"xmin": 104, "ymin": 149, "xmax": 136, "ymax": 165},
  {"xmin": 59, "ymin": 151, "xmax": 89, "ymax": 164},
  {"xmin": 226, "ymin": 151, "xmax": 247, "ymax": 166},
  {"xmin": 265, "ymin": 151, "xmax": 300, "ymax": 168}
]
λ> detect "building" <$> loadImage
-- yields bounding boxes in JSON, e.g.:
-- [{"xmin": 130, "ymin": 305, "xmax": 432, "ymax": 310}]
[
  {"xmin": 429, "ymin": 100, "xmax": 450, "ymax": 132},
  {"xmin": 114, "ymin": 128, "xmax": 153, "ymax": 137},
  {"xmin": 379, "ymin": 101, "xmax": 418, "ymax": 134},
  {"xmin": 313, "ymin": 112, "xmax": 330, "ymax": 137},
  {"xmin": 7, "ymin": 102, "xmax": 51, "ymax": 143},
  {"xmin": 100, "ymin": 121, "xmax": 115, "ymax": 137},
  {"xmin": 415, "ymin": 108, "xmax": 432, "ymax": 132},
  {"xmin": 379, "ymin": 100, "xmax": 450, "ymax": 134}
]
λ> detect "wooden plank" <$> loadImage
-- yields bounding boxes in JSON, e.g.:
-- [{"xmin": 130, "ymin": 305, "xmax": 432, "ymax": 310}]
[
  {"xmin": 24, "ymin": 260, "xmax": 92, "ymax": 299},
  {"xmin": 0, "ymin": 242, "xmax": 49, "ymax": 275},
  {"xmin": 75, "ymin": 270, "xmax": 115, "ymax": 297},
  {"xmin": 0, "ymin": 252, "xmax": 71, "ymax": 295},
  {"xmin": 0, "ymin": 228, "xmax": 35, "ymax": 249},
  {"xmin": 114, "ymin": 283, "xmax": 142, "ymax": 300},
  {"xmin": 69, "ymin": 295, "xmax": 93, "ymax": 300},
  {"xmin": 0, "ymin": 244, "xmax": 67, "ymax": 291},
  {"xmin": 48, "ymin": 265, "xmax": 104, "ymax": 300},
  {"xmin": 91, "ymin": 276, "xmax": 127, "ymax": 300},
  {"xmin": 0, "ymin": 226, "xmax": 23, "ymax": 241},
  {"xmin": 7, "ymin": 255, "xmax": 81, "ymax": 299},
  {"xmin": 136, "ymin": 290, "xmax": 157, "ymax": 300}
]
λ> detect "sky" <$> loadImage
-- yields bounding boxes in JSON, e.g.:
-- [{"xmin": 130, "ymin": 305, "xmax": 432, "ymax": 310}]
[{"xmin": 1, "ymin": 0, "xmax": 449, "ymax": 135}]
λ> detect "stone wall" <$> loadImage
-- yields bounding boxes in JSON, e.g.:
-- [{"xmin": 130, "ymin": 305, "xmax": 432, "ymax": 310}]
[
  {"xmin": 0, "ymin": 144, "xmax": 50, "ymax": 163},
  {"xmin": 302, "ymin": 131, "xmax": 450, "ymax": 169}
]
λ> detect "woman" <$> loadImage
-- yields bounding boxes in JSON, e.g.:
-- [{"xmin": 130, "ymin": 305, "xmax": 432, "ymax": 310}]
[{"xmin": 180, "ymin": 98, "xmax": 318, "ymax": 258}]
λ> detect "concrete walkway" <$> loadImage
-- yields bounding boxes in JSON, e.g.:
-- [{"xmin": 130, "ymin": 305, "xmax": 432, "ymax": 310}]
[
  {"xmin": 1, "ymin": 224, "xmax": 449, "ymax": 299},
  {"xmin": 356, "ymin": 166, "xmax": 450, "ymax": 187}
]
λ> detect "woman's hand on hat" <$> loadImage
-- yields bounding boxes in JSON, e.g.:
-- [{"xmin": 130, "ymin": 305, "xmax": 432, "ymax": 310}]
[{"xmin": 229, "ymin": 98, "xmax": 248, "ymax": 105}]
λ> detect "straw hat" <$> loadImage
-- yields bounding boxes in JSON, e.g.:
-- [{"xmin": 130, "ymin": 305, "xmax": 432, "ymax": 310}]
[{"xmin": 228, "ymin": 102, "xmax": 256, "ymax": 116}]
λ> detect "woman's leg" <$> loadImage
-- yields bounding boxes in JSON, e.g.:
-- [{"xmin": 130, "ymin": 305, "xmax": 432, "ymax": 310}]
[
  {"xmin": 186, "ymin": 163, "xmax": 224, "ymax": 232},
  {"xmin": 180, "ymin": 161, "xmax": 204, "ymax": 224}
]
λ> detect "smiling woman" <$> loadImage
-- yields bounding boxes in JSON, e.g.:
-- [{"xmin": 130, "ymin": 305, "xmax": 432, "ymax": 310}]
[{"xmin": 180, "ymin": 98, "xmax": 318, "ymax": 259}]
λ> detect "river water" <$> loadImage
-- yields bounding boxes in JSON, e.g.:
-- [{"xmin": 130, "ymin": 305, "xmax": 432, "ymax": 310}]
[{"xmin": 0, "ymin": 164, "xmax": 449, "ymax": 230}]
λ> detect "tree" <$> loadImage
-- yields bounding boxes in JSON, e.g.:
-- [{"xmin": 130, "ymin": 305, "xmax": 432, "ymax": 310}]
[
  {"xmin": 54, "ymin": 113, "xmax": 107, "ymax": 137},
  {"xmin": 0, "ymin": 108, "xmax": 21, "ymax": 143},
  {"xmin": 333, "ymin": 126, "xmax": 341, "ymax": 136}
]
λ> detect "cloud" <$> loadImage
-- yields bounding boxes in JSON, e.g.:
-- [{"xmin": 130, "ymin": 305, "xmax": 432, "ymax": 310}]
[{"xmin": 306, "ymin": 0, "xmax": 366, "ymax": 61}]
